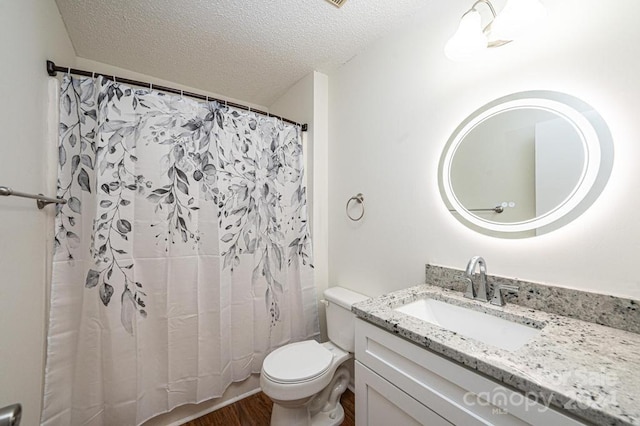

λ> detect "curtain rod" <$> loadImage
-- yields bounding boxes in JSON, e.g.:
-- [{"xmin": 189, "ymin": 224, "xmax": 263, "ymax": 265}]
[
  {"xmin": 0, "ymin": 185, "xmax": 66, "ymax": 209},
  {"xmin": 46, "ymin": 60, "xmax": 308, "ymax": 132}
]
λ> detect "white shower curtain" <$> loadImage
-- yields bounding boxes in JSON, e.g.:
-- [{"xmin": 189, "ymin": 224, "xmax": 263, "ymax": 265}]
[{"xmin": 41, "ymin": 75, "xmax": 318, "ymax": 425}]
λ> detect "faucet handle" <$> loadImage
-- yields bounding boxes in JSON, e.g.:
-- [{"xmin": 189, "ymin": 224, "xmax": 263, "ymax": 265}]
[
  {"xmin": 463, "ymin": 277, "xmax": 475, "ymax": 299},
  {"xmin": 490, "ymin": 284, "xmax": 518, "ymax": 306}
]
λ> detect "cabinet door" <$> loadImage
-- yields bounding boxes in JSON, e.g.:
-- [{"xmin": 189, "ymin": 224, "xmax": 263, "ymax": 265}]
[
  {"xmin": 355, "ymin": 361, "xmax": 452, "ymax": 426},
  {"xmin": 356, "ymin": 319, "xmax": 585, "ymax": 426}
]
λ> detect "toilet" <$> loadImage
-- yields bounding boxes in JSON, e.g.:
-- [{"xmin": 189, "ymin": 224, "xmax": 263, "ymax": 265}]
[{"xmin": 260, "ymin": 287, "xmax": 369, "ymax": 426}]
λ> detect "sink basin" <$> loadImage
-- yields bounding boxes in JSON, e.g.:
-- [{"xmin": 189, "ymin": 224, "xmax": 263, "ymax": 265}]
[{"xmin": 394, "ymin": 298, "xmax": 541, "ymax": 351}]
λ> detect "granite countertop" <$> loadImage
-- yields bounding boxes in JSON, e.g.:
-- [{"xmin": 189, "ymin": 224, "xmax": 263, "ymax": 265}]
[{"xmin": 352, "ymin": 284, "xmax": 640, "ymax": 426}]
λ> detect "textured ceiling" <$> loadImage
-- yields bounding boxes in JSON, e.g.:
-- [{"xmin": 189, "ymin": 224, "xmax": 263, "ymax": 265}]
[{"xmin": 55, "ymin": 0, "xmax": 431, "ymax": 106}]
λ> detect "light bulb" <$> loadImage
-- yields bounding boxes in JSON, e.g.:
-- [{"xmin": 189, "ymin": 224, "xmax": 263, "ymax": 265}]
[
  {"xmin": 491, "ymin": 0, "xmax": 546, "ymax": 41},
  {"xmin": 444, "ymin": 9, "xmax": 487, "ymax": 61},
  {"xmin": 444, "ymin": 9, "xmax": 488, "ymax": 61}
]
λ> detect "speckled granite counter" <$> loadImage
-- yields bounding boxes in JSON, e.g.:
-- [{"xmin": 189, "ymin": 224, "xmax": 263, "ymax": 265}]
[{"xmin": 352, "ymin": 284, "xmax": 640, "ymax": 426}]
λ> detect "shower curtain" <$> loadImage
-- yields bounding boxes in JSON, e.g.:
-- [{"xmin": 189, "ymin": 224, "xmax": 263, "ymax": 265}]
[{"xmin": 41, "ymin": 75, "xmax": 318, "ymax": 425}]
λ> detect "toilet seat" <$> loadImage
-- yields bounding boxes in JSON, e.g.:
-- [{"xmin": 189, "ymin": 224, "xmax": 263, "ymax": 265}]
[{"xmin": 262, "ymin": 340, "xmax": 334, "ymax": 384}]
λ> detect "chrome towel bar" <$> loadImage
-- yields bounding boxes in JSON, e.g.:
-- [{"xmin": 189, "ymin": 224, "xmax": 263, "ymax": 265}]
[{"xmin": 0, "ymin": 186, "xmax": 66, "ymax": 209}]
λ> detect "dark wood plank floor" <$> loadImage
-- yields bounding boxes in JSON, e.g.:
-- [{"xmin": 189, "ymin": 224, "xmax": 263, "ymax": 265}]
[{"xmin": 183, "ymin": 389, "xmax": 355, "ymax": 426}]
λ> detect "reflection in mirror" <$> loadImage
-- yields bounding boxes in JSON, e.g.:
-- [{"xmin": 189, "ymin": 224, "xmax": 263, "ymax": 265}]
[
  {"xmin": 439, "ymin": 91, "xmax": 613, "ymax": 238},
  {"xmin": 451, "ymin": 108, "xmax": 585, "ymax": 224}
]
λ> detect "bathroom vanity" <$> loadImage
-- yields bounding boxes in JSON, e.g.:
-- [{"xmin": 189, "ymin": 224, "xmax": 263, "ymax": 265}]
[
  {"xmin": 354, "ymin": 319, "xmax": 582, "ymax": 425},
  {"xmin": 352, "ymin": 271, "xmax": 640, "ymax": 426}
]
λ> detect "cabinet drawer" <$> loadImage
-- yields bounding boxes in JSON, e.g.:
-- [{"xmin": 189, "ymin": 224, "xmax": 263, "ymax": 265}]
[
  {"xmin": 356, "ymin": 319, "xmax": 584, "ymax": 426},
  {"xmin": 356, "ymin": 361, "xmax": 451, "ymax": 426}
]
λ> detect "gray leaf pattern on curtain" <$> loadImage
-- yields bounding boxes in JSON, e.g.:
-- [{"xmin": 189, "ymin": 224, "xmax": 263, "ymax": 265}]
[
  {"xmin": 55, "ymin": 75, "xmax": 313, "ymax": 333},
  {"xmin": 56, "ymin": 77, "xmax": 97, "ymax": 258},
  {"xmin": 211, "ymin": 106, "xmax": 313, "ymax": 326}
]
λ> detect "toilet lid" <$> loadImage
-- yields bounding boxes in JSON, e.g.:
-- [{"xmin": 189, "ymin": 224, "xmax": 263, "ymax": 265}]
[{"xmin": 262, "ymin": 340, "xmax": 334, "ymax": 383}]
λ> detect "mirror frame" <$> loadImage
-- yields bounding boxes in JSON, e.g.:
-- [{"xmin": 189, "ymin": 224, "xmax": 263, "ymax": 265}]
[{"xmin": 439, "ymin": 91, "xmax": 613, "ymax": 238}]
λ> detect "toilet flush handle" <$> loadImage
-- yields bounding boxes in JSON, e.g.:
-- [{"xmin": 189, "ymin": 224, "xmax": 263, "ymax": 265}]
[{"xmin": 320, "ymin": 299, "xmax": 329, "ymax": 307}]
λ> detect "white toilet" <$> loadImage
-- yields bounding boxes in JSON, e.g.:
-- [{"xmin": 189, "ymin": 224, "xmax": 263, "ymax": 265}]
[{"xmin": 260, "ymin": 287, "xmax": 369, "ymax": 426}]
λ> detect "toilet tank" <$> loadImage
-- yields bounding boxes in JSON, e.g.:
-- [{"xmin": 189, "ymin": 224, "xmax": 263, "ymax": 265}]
[{"xmin": 324, "ymin": 287, "xmax": 369, "ymax": 352}]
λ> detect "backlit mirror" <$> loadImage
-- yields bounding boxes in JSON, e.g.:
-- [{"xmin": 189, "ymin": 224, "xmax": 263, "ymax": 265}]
[{"xmin": 439, "ymin": 91, "xmax": 613, "ymax": 238}]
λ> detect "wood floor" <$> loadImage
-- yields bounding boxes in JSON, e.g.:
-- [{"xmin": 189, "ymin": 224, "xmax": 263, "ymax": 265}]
[{"xmin": 183, "ymin": 389, "xmax": 355, "ymax": 426}]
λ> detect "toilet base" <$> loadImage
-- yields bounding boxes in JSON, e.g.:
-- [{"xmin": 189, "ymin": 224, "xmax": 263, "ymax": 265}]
[
  {"xmin": 269, "ymin": 365, "xmax": 350, "ymax": 426},
  {"xmin": 270, "ymin": 400, "xmax": 345, "ymax": 426},
  {"xmin": 270, "ymin": 398, "xmax": 314, "ymax": 426},
  {"xmin": 311, "ymin": 403, "xmax": 344, "ymax": 426}
]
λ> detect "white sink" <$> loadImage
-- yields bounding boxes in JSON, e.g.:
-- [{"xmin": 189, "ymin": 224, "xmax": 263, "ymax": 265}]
[{"xmin": 394, "ymin": 298, "xmax": 542, "ymax": 351}]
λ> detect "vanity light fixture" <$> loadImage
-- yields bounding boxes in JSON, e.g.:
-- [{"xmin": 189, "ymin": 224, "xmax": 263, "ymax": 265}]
[{"xmin": 444, "ymin": 0, "xmax": 546, "ymax": 61}]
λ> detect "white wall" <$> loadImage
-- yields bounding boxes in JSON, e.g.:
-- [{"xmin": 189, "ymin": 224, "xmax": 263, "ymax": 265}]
[
  {"xmin": 0, "ymin": 1, "xmax": 75, "ymax": 425},
  {"xmin": 328, "ymin": 0, "xmax": 640, "ymax": 300},
  {"xmin": 270, "ymin": 71, "xmax": 330, "ymax": 340}
]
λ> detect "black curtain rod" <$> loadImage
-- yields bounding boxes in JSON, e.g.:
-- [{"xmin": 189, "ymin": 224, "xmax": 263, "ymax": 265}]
[{"xmin": 46, "ymin": 60, "xmax": 308, "ymax": 132}]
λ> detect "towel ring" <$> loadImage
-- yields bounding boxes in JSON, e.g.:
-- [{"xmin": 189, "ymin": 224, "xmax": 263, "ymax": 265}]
[{"xmin": 346, "ymin": 193, "xmax": 365, "ymax": 221}]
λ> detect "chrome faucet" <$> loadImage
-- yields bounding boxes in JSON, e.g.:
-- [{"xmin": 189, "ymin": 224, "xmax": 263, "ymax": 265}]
[{"xmin": 464, "ymin": 256, "xmax": 489, "ymax": 302}]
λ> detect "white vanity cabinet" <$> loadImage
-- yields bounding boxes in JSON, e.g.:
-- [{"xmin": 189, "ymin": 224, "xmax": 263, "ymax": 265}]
[{"xmin": 355, "ymin": 319, "xmax": 585, "ymax": 426}]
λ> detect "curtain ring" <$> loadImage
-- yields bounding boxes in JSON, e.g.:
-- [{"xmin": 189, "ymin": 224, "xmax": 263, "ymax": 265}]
[
  {"xmin": 180, "ymin": 90, "xmax": 183, "ymax": 98},
  {"xmin": 113, "ymin": 75, "xmax": 117, "ymax": 83},
  {"xmin": 91, "ymin": 71, "xmax": 95, "ymax": 79},
  {"xmin": 346, "ymin": 193, "xmax": 365, "ymax": 221},
  {"xmin": 149, "ymin": 83, "xmax": 153, "ymax": 91}
]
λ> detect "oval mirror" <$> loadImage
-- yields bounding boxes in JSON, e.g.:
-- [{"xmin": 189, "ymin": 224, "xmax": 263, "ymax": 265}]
[{"xmin": 439, "ymin": 91, "xmax": 613, "ymax": 238}]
